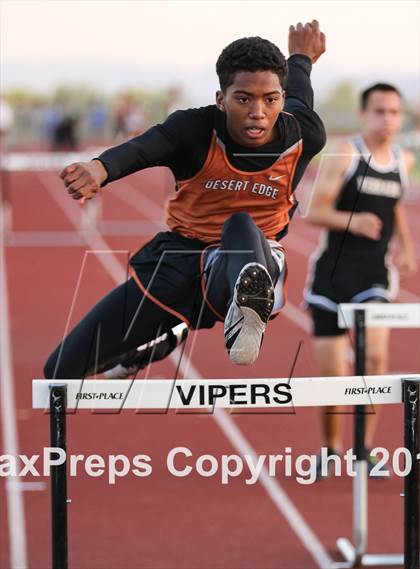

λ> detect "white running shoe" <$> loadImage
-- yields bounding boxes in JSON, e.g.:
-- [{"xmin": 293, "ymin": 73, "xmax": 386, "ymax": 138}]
[
  {"xmin": 224, "ymin": 263, "xmax": 274, "ymax": 365},
  {"xmin": 104, "ymin": 363, "xmax": 139, "ymax": 379}
]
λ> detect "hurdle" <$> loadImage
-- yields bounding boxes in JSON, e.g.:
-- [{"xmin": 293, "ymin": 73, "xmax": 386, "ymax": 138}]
[
  {"xmin": 33, "ymin": 374, "xmax": 419, "ymax": 569},
  {"xmin": 336, "ymin": 303, "xmax": 420, "ymax": 568}
]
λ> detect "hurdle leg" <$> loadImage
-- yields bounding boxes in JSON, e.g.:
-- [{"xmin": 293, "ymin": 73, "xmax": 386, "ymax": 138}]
[
  {"xmin": 50, "ymin": 385, "xmax": 68, "ymax": 569},
  {"xmin": 403, "ymin": 378, "xmax": 419, "ymax": 569},
  {"xmin": 353, "ymin": 309, "xmax": 368, "ymax": 564},
  {"xmin": 336, "ymin": 307, "xmax": 418, "ymax": 567},
  {"xmin": 337, "ymin": 309, "xmax": 370, "ymax": 566},
  {"xmin": 0, "ymin": 167, "xmax": 12, "ymax": 235},
  {"xmin": 81, "ymin": 197, "xmax": 101, "ymax": 235}
]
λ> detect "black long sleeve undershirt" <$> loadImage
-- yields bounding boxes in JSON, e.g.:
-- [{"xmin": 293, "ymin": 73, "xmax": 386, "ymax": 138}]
[{"xmin": 97, "ymin": 54, "xmax": 325, "ymax": 187}]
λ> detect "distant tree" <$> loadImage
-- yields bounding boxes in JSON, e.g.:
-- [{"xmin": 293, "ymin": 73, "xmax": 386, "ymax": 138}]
[
  {"xmin": 322, "ymin": 81, "xmax": 358, "ymax": 111},
  {"xmin": 113, "ymin": 88, "xmax": 167, "ymax": 123},
  {"xmin": 3, "ymin": 89, "xmax": 48, "ymax": 107},
  {"xmin": 52, "ymin": 85, "xmax": 104, "ymax": 107},
  {"xmin": 319, "ymin": 81, "xmax": 360, "ymax": 134}
]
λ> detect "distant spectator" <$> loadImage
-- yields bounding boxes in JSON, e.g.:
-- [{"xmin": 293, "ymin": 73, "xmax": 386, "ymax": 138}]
[
  {"xmin": 164, "ymin": 86, "xmax": 187, "ymax": 116},
  {"xmin": 41, "ymin": 104, "xmax": 61, "ymax": 145},
  {"xmin": 113, "ymin": 95, "xmax": 146, "ymax": 141},
  {"xmin": 52, "ymin": 114, "xmax": 79, "ymax": 151},
  {"xmin": 88, "ymin": 100, "xmax": 108, "ymax": 142}
]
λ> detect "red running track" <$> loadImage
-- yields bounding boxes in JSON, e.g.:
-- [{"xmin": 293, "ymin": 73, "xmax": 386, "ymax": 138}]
[{"xmin": 0, "ymin": 165, "xmax": 419, "ymax": 569}]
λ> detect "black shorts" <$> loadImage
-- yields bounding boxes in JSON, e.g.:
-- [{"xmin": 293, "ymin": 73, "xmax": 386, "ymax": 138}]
[
  {"xmin": 129, "ymin": 231, "xmax": 219, "ymax": 330},
  {"xmin": 305, "ymin": 252, "xmax": 398, "ymax": 337},
  {"xmin": 308, "ymin": 298, "xmax": 389, "ymax": 337}
]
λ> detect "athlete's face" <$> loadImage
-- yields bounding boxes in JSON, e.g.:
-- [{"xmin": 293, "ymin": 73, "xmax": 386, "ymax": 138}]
[
  {"xmin": 216, "ymin": 70, "xmax": 285, "ymax": 147},
  {"xmin": 360, "ymin": 91, "xmax": 403, "ymax": 141}
]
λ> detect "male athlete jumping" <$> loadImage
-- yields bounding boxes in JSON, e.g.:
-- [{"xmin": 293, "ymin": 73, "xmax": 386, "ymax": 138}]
[{"xmin": 44, "ymin": 22, "xmax": 326, "ymax": 379}]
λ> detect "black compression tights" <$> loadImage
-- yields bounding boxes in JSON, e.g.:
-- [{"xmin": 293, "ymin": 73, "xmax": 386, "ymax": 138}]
[
  {"xmin": 206, "ymin": 212, "xmax": 278, "ymax": 314},
  {"xmin": 44, "ymin": 212, "xmax": 277, "ymax": 379},
  {"xmin": 43, "ymin": 279, "xmax": 182, "ymax": 379}
]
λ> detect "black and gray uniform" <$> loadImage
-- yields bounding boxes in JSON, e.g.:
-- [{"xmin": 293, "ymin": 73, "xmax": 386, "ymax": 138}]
[{"xmin": 305, "ymin": 135, "xmax": 408, "ymax": 336}]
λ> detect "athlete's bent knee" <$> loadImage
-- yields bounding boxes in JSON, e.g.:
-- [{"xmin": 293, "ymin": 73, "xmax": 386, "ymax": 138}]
[
  {"xmin": 43, "ymin": 353, "xmax": 57, "ymax": 379},
  {"xmin": 224, "ymin": 211, "xmax": 253, "ymax": 228},
  {"xmin": 222, "ymin": 212, "xmax": 258, "ymax": 240}
]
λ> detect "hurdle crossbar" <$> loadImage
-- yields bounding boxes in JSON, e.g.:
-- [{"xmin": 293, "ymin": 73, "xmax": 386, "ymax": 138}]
[
  {"xmin": 33, "ymin": 375, "xmax": 412, "ymax": 411},
  {"xmin": 33, "ymin": 374, "xmax": 419, "ymax": 569},
  {"xmin": 337, "ymin": 303, "xmax": 420, "ymax": 568},
  {"xmin": 338, "ymin": 302, "xmax": 420, "ymax": 329}
]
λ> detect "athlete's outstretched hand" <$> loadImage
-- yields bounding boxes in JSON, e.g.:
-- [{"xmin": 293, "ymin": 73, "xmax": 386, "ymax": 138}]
[
  {"xmin": 60, "ymin": 160, "xmax": 107, "ymax": 201},
  {"xmin": 349, "ymin": 212, "xmax": 383, "ymax": 240},
  {"xmin": 288, "ymin": 20, "xmax": 326, "ymax": 64}
]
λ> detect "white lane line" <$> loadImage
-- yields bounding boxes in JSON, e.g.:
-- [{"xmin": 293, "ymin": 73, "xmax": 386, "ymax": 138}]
[
  {"xmin": 281, "ymin": 303, "xmax": 312, "ymax": 334},
  {"xmin": 6, "ymin": 481, "xmax": 46, "ymax": 492},
  {"xmin": 98, "ymin": 220, "xmax": 162, "ymax": 235},
  {"xmin": 174, "ymin": 352, "xmax": 334, "ymax": 569},
  {"xmin": 41, "ymin": 174, "xmax": 334, "ymax": 568},
  {"xmin": 0, "ymin": 204, "xmax": 28, "ymax": 567},
  {"xmin": 214, "ymin": 410, "xmax": 334, "ymax": 568},
  {"xmin": 36, "ymin": 172, "xmax": 83, "ymax": 228},
  {"xmin": 110, "ymin": 178, "xmax": 166, "ymax": 223},
  {"xmin": 6, "ymin": 230, "xmax": 85, "ymax": 247}
]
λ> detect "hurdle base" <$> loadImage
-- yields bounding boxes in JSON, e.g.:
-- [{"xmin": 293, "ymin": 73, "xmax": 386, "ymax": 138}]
[{"xmin": 336, "ymin": 538, "xmax": 403, "ymax": 566}]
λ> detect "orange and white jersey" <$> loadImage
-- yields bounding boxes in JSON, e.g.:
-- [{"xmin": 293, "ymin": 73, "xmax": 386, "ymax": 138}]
[{"xmin": 166, "ymin": 124, "xmax": 303, "ymax": 244}]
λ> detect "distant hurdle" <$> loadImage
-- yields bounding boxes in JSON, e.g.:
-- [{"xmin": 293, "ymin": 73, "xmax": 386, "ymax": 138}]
[
  {"xmin": 33, "ymin": 373, "xmax": 419, "ymax": 569},
  {"xmin": 336, "ymin": 303, "xmax": 420, "ymax": 568},
  {"xmin": 0, "ymin": 149, "xmax": 164, "ymax": 243},
  {"xmin": 1, "ymin": 150, "xmax": 105, "ymax": 238}
]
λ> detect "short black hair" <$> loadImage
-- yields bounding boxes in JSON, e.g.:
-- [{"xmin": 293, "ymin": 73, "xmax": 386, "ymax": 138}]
[
  {"xmin": 216, "ymin": 37, "xmax": 288, "ymax": 92},
  {"xmin": 361, "ymin": 83, "xmax": 402, "ymax": 109}
]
